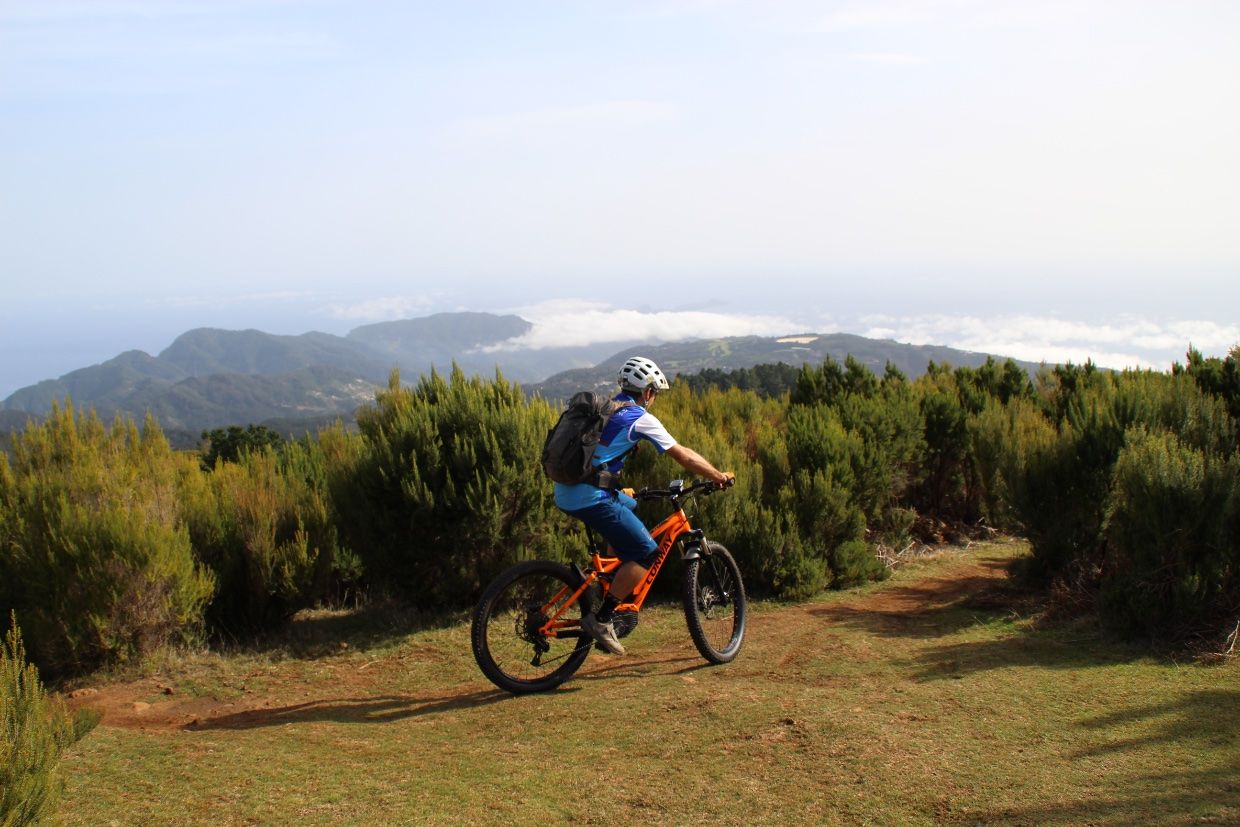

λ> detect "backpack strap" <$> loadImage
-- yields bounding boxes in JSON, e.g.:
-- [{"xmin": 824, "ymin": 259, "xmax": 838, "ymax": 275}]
[{"xmin": 584, "ymin": 399, "xmax": 638, "ymax": 489}]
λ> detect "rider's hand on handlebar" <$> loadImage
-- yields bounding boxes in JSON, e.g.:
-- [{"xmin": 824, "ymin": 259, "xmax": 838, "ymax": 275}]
[
  {"xmin": 620, "ymin": 487, "xmax": 636, "ymax": 497},
  {"xmin": 713, "ymin": 472, "xmax": 736, "ymax": 490}
]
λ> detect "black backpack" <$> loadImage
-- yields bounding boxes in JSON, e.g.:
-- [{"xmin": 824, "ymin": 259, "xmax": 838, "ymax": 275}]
[{"xmin": 541, "ymin": 392, "xmax": 633, "ymax": 485}]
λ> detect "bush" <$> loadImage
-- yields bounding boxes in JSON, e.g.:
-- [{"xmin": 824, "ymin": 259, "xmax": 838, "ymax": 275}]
[
  {"xmin": 1000, "ymin": 387, "xmax": 1125, "ymax": 585},
  {"xmin": 0, "ymin": 404, "xmax": 214, "ymax": 676},
  {"xmin": 638, "ymin": 386, "xmax": 823, "ymax": 598},
  {"xmin": 830, "ymin": 539, "xmax": 889, "ymax": 589},
  {"xmin": 1102, "ymin": 429, "xmax": 1238, "ymax": 637},
  {"xmin": 2, "ymin": 613, "xmax": 99, "ymax": 826},
  {"xmin": 180, "ymin": 443, "xmax": 347, "ymax": 632},
  {"xmin": 968, "ymin": 399, "xmax": 1015, "ymax": 529},
  {"xmin": 199, "ymin": 424, "xmax": 284, "ymax": 470},
  {"xmin": 341, "ymin": 368, "xmax": 575, "ymax": 609},
  {"xmin": 725, "ymin": 500, "xmax": 828, "ymax": 601}
]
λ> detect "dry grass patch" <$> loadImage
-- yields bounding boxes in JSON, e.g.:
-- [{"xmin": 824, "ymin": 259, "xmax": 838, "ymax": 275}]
[{"xmin": 58, "ymin": 540, "xmax": 1239, "ymax": 825}]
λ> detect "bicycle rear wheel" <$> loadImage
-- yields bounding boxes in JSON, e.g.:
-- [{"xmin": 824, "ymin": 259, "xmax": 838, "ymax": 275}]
[
  {"xmin": 471, "ymin": 560, "xmax": 593, "ymax": 694},
  {"xmin": 682, "ymin": 541, "xmax": 747, "ymax": 664}
]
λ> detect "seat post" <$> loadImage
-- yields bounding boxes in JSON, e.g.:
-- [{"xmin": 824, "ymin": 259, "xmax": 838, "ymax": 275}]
[{"xmin": 584, "ymin": 526, "xmax": 602, "ymax": 557}]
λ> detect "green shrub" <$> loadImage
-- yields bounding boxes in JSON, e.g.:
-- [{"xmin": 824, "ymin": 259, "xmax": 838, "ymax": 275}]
[
  {"xmin": 874, "ymin": 506, "xmax": 918, "ymax": 551},
  {"xmin": 779, "ymin": 469, "xmax": 865, "ymax": 568},
  {"xmin": 642, "ymin": 386, "xmax": 821, "ymax": 598},
  {"xmin": 199, "ymin": 424, "xmax": 284, "ymax": 470},
  {"xmin": 727, "ymin": 501, "xmax": 828, "ymax": 600},
  {"xmin": 0, "ymin": 404, "xmax": 214, "ymax": 676},
  {"xmin": 1174, "ymin": 346, "xmax": 1240, "ymax": 423},
  {"xmin": 1102, "ymin": 428, "xmax": 1238, "ymax": 636},
  {"xmin": 341, "ymin": 368, "xmax": 574, "ymax": 609},
  {"xmin": 968, "ymin": 399, "xmax": 1016, "ymax": 529},
  {"xmin": 2, "ymin": 614, "xmax": 99, "ymax": 826},
  {"xmin": 909, "ymin": 359, "xmax": 1031, "ymax": 524},
  {"xmin": 1000, "ymin": 385, "xmax": 1127, "ymax": 585},
  {"xmin": 180, "ymin": 445, "xmax": 343, "ymax": 632},
  {"xmin": 834, "ymin": 389, "xmax": 923, "ymax": 521},
  {"xmin": 914, "ymin": 371, "xmax": 972, "ymax": 519},
  {"xmin": 830, "ymin": 539, "xmax": 889, "ymax": 589}
]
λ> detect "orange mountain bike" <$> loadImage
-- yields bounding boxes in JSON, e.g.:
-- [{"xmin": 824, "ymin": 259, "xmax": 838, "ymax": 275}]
[{"xmin": 471, "ymin": 478, "xmax": 747, "ymax": 694}]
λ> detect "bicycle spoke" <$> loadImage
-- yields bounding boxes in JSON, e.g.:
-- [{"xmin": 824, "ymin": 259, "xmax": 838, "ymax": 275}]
[
  {"xmin": 472, "ymin": 562, "xmax": 592, "ymax": 692},
  {"xmin": 682, "ymin": 542, "xmax": 746, "ymax": 664}
]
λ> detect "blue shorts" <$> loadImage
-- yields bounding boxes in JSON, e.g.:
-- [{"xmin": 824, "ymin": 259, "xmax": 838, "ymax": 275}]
[{"xmin": 563, "ymin": 490, "xmax": 657, "ymax": 563}]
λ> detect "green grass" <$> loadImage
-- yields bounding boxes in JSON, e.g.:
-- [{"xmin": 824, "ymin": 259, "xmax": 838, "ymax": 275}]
[{"xmin": 57, "ymin": 541, "xmax": 1239, "ymax": 825}]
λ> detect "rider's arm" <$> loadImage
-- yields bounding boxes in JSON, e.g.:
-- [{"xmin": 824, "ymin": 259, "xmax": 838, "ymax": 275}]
[{"xmin": 666, "ymin": 444, "xmax": 731, "ymax": 485}]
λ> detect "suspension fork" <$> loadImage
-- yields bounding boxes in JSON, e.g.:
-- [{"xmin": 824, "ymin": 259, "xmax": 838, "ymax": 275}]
[{"xmin": 680, "ymin": 528, "xmax": 707, "ymax": 561}]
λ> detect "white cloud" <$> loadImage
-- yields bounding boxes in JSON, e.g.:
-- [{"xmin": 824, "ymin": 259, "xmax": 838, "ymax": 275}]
[
  {"xmin": 481, "ymin": 299, "xmax": 801, "ymax": 351},
  {"xmin": 851, "ymin": 314, "xmax": 1239, "ymax": 370}
]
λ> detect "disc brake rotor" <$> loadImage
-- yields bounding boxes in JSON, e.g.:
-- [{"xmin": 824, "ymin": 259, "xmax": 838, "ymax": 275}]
[{"xmin": 698, "ymin": 585, "xmax": 718, "ymax": 614}]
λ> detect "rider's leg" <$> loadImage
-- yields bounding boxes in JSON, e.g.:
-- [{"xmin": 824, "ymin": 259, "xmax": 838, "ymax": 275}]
[{"xmin": 602, "ymin": 561, "xmax": 647, "ymax": 614}]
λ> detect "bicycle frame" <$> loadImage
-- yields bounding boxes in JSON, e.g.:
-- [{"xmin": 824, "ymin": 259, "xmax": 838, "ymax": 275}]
[{"xmin": 536, "ymin": 491, "xmax": 702, "ymax": 638}]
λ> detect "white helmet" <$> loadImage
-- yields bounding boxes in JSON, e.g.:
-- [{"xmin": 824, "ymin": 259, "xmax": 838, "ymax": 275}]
[{"xmin": 618, "ymin": 356, "xmax": 670, "ymax": 392}]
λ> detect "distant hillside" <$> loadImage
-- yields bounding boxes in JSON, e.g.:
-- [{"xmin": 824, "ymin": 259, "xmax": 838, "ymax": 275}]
[
  {"xmin": 0, "ymin": 409, "xmax": 36, "ymax": 433},
  {"xmin": 0, "ymin": 312, "xmax": 641, "ymax": 430},
  {"xmin": 346, "ymin": 311, "xmax": 637, "ymax": 382},
  {"xmin": 1, "ymin": 313, "xmax": 1048, "ymax": 433},
  {"xmin": 528, "ymin": 334, "xmax": 1044, "ymax": 400},
  {"xmin": 160, "ymin": 328, "xmax": 391, "ymax": 380},
  {"xmin": 347, "ymin": 312, "xmax": 532, "ymax": 370},
  {"xmin": 125, "ymin": 366, "xmax": 377, "ymax": 432},
  {"xmin": 3, "ymin": 350, "xmax": 189, "ymax": 414}
]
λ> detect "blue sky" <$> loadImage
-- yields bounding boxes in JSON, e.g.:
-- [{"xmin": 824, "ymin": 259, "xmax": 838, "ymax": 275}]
[{"xmin": 2, "ymin": 0, "xmax": 1238, "ymax": 397}]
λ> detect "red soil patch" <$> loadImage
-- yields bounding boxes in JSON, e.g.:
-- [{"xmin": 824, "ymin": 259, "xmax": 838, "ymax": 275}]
[{"xmin": 64, "ymin": 552, "xmax": 1015, "ymax": 732}]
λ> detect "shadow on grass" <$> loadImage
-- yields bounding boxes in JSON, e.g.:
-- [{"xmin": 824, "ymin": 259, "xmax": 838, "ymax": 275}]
[
  {"xmin": 575, "ymin": 654, "xmax": 709, "ymax": 684},
  {"xmin": 969, "ymin": 690, "xmax": 1240, "ymax": 824},
  {"xmin": 210, "ymin": 600, "xmax": 469, "ymax": 661},
  {"xmin": 970, "ymin": 765, "xmax": 1239, "ymax": 826},
  {"xmin": 185, "ymin": 655, "xmax": 711, "ymax": 731},
  {"xmin": 806, "ymin": 554, "xmax": 1029, "ymax": 641},
  {"xmin": 1072, "ymin": 689, "xmax": 1240, "ymax": 757},
  {"xmin": 187, "ymin": 686, "xmax": 524, "ymax": 730},
  {"xmin": 804, "ymin": 554, "xmax": 1156, "ymax": 679}
]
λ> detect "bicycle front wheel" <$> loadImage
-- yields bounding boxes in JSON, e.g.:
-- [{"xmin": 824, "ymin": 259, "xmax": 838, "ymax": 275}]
[
  {"xmin": 471, "ymin": 560, "xmax": 593, "ymax": 694},
  {"xmin": 682, "ymin": 542, "xmax": 747, "ymax": 664}
]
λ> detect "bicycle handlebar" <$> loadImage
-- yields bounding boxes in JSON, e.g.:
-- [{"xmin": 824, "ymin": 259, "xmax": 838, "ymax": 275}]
[{"xmin": 635, "ymin": 476, "xmax": 734, "ymax": 502}]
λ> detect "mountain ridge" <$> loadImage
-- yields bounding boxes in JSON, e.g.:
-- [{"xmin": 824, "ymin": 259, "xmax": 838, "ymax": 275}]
[{"xmin": 2, "ymin": 312, "xmax": 1047, "ymax": 434}]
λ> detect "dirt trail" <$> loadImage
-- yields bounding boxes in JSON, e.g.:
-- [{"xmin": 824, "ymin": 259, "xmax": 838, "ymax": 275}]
[{"xmin": 66, "ymin": 551, "xmax": 1013, "ymax": 733}]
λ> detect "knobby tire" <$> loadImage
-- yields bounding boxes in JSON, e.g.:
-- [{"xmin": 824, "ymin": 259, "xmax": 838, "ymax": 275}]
[
  {"xmin": 682, "ymin": 541, "xmax": 747, "ymax": 664},
  {"xmin": 471, "ymin": 560, "xmax": 593, "ymax": 694}
]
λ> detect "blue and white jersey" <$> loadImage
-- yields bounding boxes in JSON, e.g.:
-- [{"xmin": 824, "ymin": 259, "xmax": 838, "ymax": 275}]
[{"xmin": 553, "ymin": 392, "xmax": 677, "ymax": 511}]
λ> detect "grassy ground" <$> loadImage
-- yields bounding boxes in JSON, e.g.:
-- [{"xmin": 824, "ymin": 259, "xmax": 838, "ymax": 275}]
[{"xmin": 58, "ymin": 539, "xmax": 1239, "ymax": 825}]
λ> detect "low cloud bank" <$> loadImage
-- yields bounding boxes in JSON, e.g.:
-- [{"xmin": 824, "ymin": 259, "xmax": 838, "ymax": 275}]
[
  {"xmin": 481, "ymin": 300, "xmax": 802, "ymax": 352},
  {"xmin": 853, "ymin": 314, "xmax": 1239, "ymax": 371},
  {"xmin": 319, "ymin": 296, "xmax": 1236, "ymax": 371}
]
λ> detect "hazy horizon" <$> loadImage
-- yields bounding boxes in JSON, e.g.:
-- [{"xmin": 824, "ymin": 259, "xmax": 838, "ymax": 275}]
[
  {"xmin": 3, "ymin": 1, "xmax": 1237, "ymax": 397},
  {"xmin": 3, "ymin": 297, "xmax": 1236, "ymax": 400}
]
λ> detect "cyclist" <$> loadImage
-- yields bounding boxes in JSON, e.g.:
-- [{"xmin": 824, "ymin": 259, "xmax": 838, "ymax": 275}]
[{"xmin": 554, "ymin": 355, "xmax": 733, "ymax": 656}]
